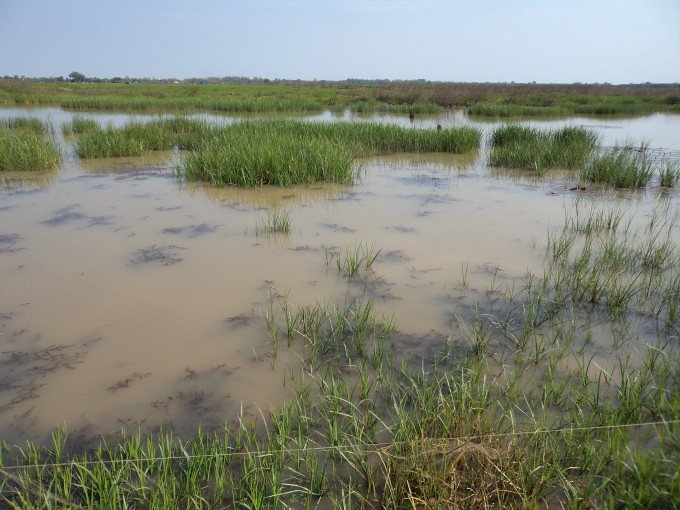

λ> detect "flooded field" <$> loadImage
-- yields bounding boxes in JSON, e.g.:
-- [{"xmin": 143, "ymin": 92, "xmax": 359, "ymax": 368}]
[{"xmin": 1, "ymin": 108, "xmax": 679, "ymax": 449}]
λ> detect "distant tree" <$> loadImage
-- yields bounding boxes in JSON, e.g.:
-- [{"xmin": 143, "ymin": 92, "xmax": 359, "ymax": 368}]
[{"xmin": 69, "ymin": 71, "xmax": 86, "ymax": 82}]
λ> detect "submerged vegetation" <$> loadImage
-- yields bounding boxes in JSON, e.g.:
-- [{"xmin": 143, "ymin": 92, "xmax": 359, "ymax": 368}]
[
  {"xmin": 0, "ymin": 118, "xmax": 60, "ymax": 172},
  {"xmin": 1, "ymin": 200, "xmax": 679, "ymax": 508}
]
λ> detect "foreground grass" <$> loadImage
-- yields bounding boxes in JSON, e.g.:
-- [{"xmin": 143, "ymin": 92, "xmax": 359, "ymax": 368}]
[
  {"xmin": 0, "ymin": 120, "xmax": 60, "ymax": 172},
  {"xmin": 1, "ymin": 203, "xmax": 679, "ymax": 509}
]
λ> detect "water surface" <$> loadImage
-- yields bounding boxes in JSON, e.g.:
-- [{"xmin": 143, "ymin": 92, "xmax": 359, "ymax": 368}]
[{"xmin": 1, "ymin": 108, "xmax": 678, "ymax": 446}]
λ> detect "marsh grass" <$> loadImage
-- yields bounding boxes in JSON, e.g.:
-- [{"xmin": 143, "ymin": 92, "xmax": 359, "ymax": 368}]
[
  {"xmin": 489, "ymin": 125, "xmax": 599, "ymax": 174},
  {"xmin": 580, "ymin": 142, "xmax": 654, "ymax": 188},
  {"xmin": 184, "ymin": 124, "xmax": 359, "ymax": 187},
  {"xmin": 334, "ymin": 241, "xmax": 382, "ymax": 278},
  {"xmin": 73, "ymin": 117, "xmax": 210, "ymax": 158},
  {"xmin": 525, "ymin": 200, "xmax": 680, "ymax": 327},
  {"xmin": 0, "ymin": 117, "xmax": 48, "ymax": 135},
  {"xmin": 255, "ymin": 208, "xmax": 292, "ymax": 236},
  {"xmin": 4, "ymin": 81, "xmax": 676, "ymax": 117},
  {"xmin": 3, "ymin": 202, "xmax": 680, "ymax": 508},
  {"xmin": 61, "ymin": 115, "xmax": 100, "ymax": 136},
  {"xmin": 0, "ymin": 124, "xmax": 60, "ymax": 172},
  {"xmin": 659, "ymin": 161, "xmax": 680, "ymax": 187},
  {"xmin": 468, "ymin": 103, "xmax": 568, "ymax": 117},
  {"xmin": 183, "ymin": 119, "xmax": 481, "ymax": 187}
]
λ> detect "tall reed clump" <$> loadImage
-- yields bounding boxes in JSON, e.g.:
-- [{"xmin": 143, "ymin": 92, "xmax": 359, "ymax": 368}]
[
  {"xmin": 489, "ymin": 125, "xmax": 599, "ymax": 174},
  {"xmin": 579, "ymin": 142, "xmax": 654, "ymax": 188},
  {"xmin": 0, "ymin": 122, "xmax": 60, "ymax": 172}
]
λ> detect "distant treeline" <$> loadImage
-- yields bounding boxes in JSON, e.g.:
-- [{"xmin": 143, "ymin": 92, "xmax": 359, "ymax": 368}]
[{"xmin": 4, "ymin": 74, "xmax": 679, "ymax": 88}]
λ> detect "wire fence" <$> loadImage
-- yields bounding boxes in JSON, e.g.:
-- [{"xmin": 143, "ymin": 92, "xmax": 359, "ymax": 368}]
[{"xmin": 0, "ymin": 417, "xmax": 678, "ymax": 472}]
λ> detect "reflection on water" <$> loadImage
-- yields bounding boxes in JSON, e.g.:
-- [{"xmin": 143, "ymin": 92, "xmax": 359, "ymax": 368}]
[
  {"xmin": 1, "ymin": 107, "xmax": 679, "ymax": 447},
  {"xmin": 187, "ymin": 180, "xmax": 353, "ymax": 209},
  {"xmin": 1, "ymin": 169, "xmax": 57, "ymax": 191}
]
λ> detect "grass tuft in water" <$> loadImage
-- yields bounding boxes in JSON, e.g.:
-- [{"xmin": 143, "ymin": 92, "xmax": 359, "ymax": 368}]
[
  {"xmin": 183, "ymin": 119, "xmax": 481, "ymax": 187},
  {"xmin": 0, "ymin": 123, "xmax": 60, "ymax": 172},
  {"xmin": 73, "ymin": 117, "xmax": 210, "ymax": 158},
  {"xmin": 489, "ymin": 125, "xmax": 599, "ymax": 174},
  {"xmin": 579, "ymin": 142, "xmax": 654, "ymax": 188},
  {"xmin": 0, "ymin": 116, "xmax": 49, "ymax": 135},
  {"xmin": 658, "ymin": 161, "xmax": 679, "ymax": 187},
  {"xmin": 256, "ymin": 208, "xmax": 292, "ymax": 236},
  {"xmin": 61, "ymin": 115, "xmax": 100, "ymax": 136}
]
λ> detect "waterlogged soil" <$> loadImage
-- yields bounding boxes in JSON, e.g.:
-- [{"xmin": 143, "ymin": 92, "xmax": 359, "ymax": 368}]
[{"xmin": 1, "ymin": 108, "xmax": 679, "ymax": 448}]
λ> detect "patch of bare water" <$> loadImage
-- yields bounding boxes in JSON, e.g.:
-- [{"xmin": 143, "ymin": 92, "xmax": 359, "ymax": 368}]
[{"xmin": 1, "ymin": 108, "xmax": 679, "ymax": 447}]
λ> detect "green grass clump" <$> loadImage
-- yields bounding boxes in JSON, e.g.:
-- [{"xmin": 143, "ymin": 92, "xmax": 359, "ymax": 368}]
[
  {"xmin": 61, "ymin": 115, "xmax": 100, "ymax": 136},
  {"xmin": 0, "ymin": 126, "xmax": 60, "ymax": 171},
  {"xmin": 256, "ymin": 208, "xmax": 292, "ymax": 235},
  {"xmin": 73, "ymin": 117, "xmax": 210, "ymax": 158},
  {"xmin": 489, "ymin": 125, "xmax": 599, "ymax": 173},
  {"xmin": 579, "ymin": 143, "xmax": 654, "ymax": 188},
  {"xmin": 318, "ymin": 121, "xmax": 481, "ymax": 154},
  {"xmin": 183, "ymin": 119, "xmax": 481, "ymax": 187},
  {"xmin": 658, "ymin": 161, "xmax": 679, "ymax": 187},
  {"xmin": 74, "ymin": 126, "xmax": 148, "ymax": 158},
  {"xmin": 0, "ymin": 116, "xmax": 48, "ymax": 135},
  {"xmin": 184, "ymin": 125, "xmax": 358, "ymax": 187}
]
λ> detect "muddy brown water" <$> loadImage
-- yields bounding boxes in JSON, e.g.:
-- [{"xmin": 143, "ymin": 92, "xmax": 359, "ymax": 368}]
[{"xmin": 1, "ymin": 108, "xmax": 679, "ymax": 447}]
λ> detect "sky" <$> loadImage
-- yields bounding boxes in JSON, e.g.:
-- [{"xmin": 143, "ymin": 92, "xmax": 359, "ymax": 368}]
[{"xmin": 0, "ymin": 0, "xmax": 678, "ymax": 84}]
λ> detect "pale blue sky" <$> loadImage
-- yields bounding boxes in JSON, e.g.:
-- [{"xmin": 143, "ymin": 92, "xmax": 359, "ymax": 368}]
[{"xmin": 1, "ymin": 0, "xmax": 678, "ymax": 83}]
